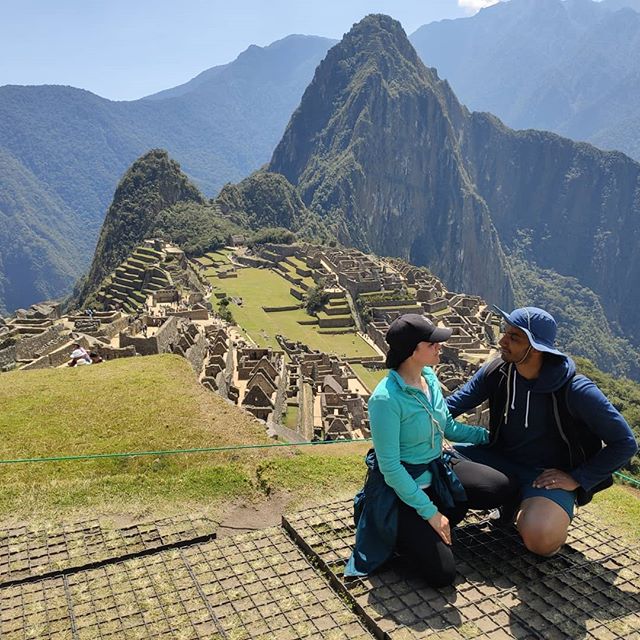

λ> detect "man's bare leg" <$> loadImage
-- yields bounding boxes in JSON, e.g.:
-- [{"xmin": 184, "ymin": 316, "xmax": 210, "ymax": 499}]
[{"xmin": 516, "ymin": 496, "xmax": 571, "ymax": 556}]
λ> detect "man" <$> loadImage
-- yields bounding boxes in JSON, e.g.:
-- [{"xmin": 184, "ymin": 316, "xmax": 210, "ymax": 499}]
[{"xmin": 446, "ymin": 306, "xmax": 637, "ymax": 557}]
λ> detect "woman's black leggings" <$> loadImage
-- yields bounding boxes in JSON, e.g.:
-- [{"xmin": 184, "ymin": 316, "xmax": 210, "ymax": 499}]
[{"xmin": 396, "ymin": 458, "xmax": 517, "ymax": 588}]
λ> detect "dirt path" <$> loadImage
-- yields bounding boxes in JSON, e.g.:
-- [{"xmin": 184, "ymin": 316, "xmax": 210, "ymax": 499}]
[{"xmin": 214, "ymin": 491, "xmax": 292, "ymax": 537}]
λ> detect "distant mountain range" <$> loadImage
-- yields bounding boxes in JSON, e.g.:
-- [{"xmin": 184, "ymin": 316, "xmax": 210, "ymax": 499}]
[
  {"xmin": 3, "ymin": 0, "xmax": 640, "ymax": 323},
  {"xmin": 0, "ymin": 35, "xmax": 334, "ymax": 312},
  {"xmin": 410, "ymin": 0, "xmax": 640, "ymax": 160}
]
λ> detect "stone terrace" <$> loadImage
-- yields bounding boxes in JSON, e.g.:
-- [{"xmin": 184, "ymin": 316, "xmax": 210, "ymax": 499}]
[{"xmin": 1, "ymin": 501, "xmax": 637, "ymax": 639}]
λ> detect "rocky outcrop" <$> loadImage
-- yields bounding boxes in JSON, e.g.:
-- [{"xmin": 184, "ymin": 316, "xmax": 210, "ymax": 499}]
[
  {"xmin": 463, "ymin": 114, "xmax": 640, "ymax": 345},
  {"xmin": 79, "ymin": 150, "xmax": 205, "ymax": 303}
]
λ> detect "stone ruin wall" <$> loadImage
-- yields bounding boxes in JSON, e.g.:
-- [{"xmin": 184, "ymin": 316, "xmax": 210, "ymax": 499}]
[
  {"xmin": 14, "ymin": 325, "xmax": 67, "ymax": 360},
  {"xmin": 0, "ymin": 345, "xmax": 17, "ymax": 371},
  {"xmin": 177, "ymin": 329, "xmax": 208, "ymax": 375},
  {"xmin": 119, "ymin": 316, "xmax": 179, "ymax": 356}
]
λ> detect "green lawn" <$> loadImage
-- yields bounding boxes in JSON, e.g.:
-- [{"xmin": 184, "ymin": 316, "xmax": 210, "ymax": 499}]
[
  {"xmin": 208, "ymin": 268, "xmax": 377, "ymax": 357},
  {"xmin": 590, "ymin": 484, "xmax": 640, "ymax": 542},
  {"xmin": 0, "ymin": 355, "xmax": 269, "ymax": 519},
  {"xmin": 350, "ymin": 364, "xmax": 385, "ymax": 393},
  {"xmin": 283, "ymin": 406, "xmax": 299, "ymax": 430}
]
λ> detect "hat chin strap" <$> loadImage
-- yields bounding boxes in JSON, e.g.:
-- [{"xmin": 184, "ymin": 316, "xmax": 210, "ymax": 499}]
[{"xmin": 515, "ymin": 344, "xmax": 533, "ymax": 365}]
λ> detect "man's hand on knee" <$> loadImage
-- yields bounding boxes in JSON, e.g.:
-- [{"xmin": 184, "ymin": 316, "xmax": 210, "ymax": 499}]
[{"xmin": 532, "ymin": 468, "xmax": 579, "ymax": 492}]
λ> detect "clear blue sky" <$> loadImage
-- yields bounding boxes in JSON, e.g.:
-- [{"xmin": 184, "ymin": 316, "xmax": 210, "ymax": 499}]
[{"xmin": 1, "ymin": 0, "xmax": 488, "ymax": 101}]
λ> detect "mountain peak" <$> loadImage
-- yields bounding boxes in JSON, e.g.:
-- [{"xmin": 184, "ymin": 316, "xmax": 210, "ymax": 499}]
[
  {"xmin": 332, "ymin": 14, "xmax": 429, "ymax": 83},
  {"xmin": 268, "ymin": 14, "xmax": 510, "ymax": 307},
  {"xmin": 78, "ymin": 149, "xmax": 204, "ymax": 302},
  {"xmin": 269, "ymin": 13, "xmax": 456, "ymax": 189}
]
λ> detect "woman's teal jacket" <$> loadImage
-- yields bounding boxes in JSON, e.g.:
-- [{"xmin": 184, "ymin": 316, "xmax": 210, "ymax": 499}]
[{"xmin": 366, "ymin": 367, "xmax": 489, "ymax": 521}]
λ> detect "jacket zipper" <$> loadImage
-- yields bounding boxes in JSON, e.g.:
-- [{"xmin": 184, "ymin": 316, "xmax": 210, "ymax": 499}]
[
  {"xmin": 552, "ymin": 392, "xmax": 574, "ymax": 468},
  {"xmin": 407, "ymin": 387, "xmax": 444, "ymax": 452}
]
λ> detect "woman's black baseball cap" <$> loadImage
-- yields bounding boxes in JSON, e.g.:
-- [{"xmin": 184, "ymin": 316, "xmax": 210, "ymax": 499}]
[{"xmin": 385, "ymin": 313, "xmax": 452, "ymax": 369}]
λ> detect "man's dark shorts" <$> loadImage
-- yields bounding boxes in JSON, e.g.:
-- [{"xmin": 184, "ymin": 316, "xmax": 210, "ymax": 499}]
[{"xmin": 454, "ymin": 444, "xmax": 576, "ymax": 519}]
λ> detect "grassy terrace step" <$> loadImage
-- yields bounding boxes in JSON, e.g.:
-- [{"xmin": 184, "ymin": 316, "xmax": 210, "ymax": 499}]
[
  {"xmin": 110, "ymin": 283, "xmax": 136, "ymax": 296},
  {"xmin": 116, "ymin": 273, "xmax": 138, "ymax": 285},
  {"xmin": 149, "ymin": 275, "xmax": 170, "ymax": 285},
  {"xmin": 120, "ymin": 280, "xmax": 141, "ymax": 291},
  {"xmin": 136, "ymin": 246, "xmax": 163, "ymax": 258},
  {"xmin": 121, "ymin": 266, "xmax": 145, "ymax": 279},
  {"xmin": 317, "ymin": 328, "xmax": 357, "ymax": 335},
  {"xmin": 371, "ymin": 303, "xmax": 422, "ymax": 312},
  {"xmin": 131, "ymin": 252, "xmax": 159, "ymax": 264},
  {"xmin": 109, "ymin": 286, "xmax": 133, "ymax": 300},
  {"xmin": 316, "ymin": 311, "xmax": 353, "ymax": 321},
  {"xmin": 323, "ymin": 306, "xmax": 351, "ymax": 316},
  {"xmin": 122, "ymin": 260, "xmax": 145, "ymax": 271},
  {"xmin": 127, "ymin": 258, "xmax": 148, "ymax": 270}
]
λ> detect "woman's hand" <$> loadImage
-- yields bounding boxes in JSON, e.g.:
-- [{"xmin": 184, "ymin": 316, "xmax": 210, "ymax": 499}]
[{"xmin": 428, "ymin": 511, "xmax": 451, "ymax": 545}]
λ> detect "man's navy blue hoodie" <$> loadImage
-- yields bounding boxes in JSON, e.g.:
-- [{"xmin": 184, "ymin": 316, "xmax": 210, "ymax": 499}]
[{"xmin": 446, "ymin": 355, "xmax": 637, "ymax": 493}]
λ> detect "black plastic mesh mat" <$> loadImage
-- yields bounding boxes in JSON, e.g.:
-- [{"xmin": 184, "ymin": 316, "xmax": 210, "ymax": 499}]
[
  {"xmin": 283, "ymin": 499, "xmax": 640, "ymax": 639},
  {"xmin": 0, "ymin": 525, "xmax": 374, "ymax": 639},
  {"xmin": 0, "ymin": 514, "xmax": 217, "ymax": 587}
]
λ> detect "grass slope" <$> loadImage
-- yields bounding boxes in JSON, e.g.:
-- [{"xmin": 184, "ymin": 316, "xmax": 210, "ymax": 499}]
[{"xmin": 0, "ymin": 355, "xmax": 369, "ymax": 522}]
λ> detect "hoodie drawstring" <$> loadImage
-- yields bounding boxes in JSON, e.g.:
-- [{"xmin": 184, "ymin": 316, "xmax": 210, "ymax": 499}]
[
  {"xmin": 503, "ymin": 363, "xmax": 532, "ymax": 428},
  {"xmin": 503, "ymin": 363, "xmax": 513, "ymax": 424}
]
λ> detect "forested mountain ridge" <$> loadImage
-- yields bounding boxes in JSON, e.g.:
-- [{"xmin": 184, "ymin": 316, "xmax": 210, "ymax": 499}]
[
  {"xmin": 268, "ymin": 14, "xmax": 640, "ymax": 377},
  {"xmin": 0, "ymin": 35, "xmax": 333, "ymax": 313},
  {"xmin": 409, "ymin": 0, "xmax": 640, "ymax": 161}
]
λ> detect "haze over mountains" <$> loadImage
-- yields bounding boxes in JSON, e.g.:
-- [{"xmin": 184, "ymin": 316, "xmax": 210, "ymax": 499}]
[
  {"xmin": 2, "ymin": 0, "xmax": 640, "ymax": 378},
  {"xmin": 411, "ymin": 0, "xmax": 640, "ymax": 160}
]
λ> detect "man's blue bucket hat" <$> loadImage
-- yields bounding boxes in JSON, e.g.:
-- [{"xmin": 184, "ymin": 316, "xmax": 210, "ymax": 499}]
[{"xmin": 492, "ymin": 305, "xmax": 565, "ymax": 357}]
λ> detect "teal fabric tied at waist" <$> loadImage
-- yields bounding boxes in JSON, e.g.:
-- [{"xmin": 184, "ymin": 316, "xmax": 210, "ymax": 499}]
[{"xmin": 344, "ymin": 449, "xmax": 466, "ymax": 577}]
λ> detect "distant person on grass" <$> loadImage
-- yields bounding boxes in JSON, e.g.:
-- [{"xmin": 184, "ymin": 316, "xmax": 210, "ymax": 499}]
[
  {"xmin": 446, "ymin": 306, "xmax": 638, "ymax": 557},
  {"xmin": 67, "ymin": 343, "xmax": 91, "ymax": 366},
  {"xmin": 345, "ymin": 314, "xmax": 517, "ymax": 586}
]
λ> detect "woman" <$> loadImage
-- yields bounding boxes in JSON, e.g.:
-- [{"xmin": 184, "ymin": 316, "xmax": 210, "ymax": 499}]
[{"xmin": 345, "ymin": 313, "xmax": 516, "ymax": 587}]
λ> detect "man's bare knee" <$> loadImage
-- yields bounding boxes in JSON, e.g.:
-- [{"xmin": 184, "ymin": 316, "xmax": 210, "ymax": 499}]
[
  {"xmin": 517, "ymin": 497, "xmax": 570, "ymax": 556},
  {"xmin": 519, "ymin": 524, "xmax": 565, "ymax": 556}
]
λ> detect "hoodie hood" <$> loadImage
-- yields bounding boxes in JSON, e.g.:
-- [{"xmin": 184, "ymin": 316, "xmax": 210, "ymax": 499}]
[
  {"xmin": 501, "ymin": 354, "xmax": 575, "ymax": 430},
  {"xmin": 531, "ymin": 354, "xmax": 576, "ymax": 394}
]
